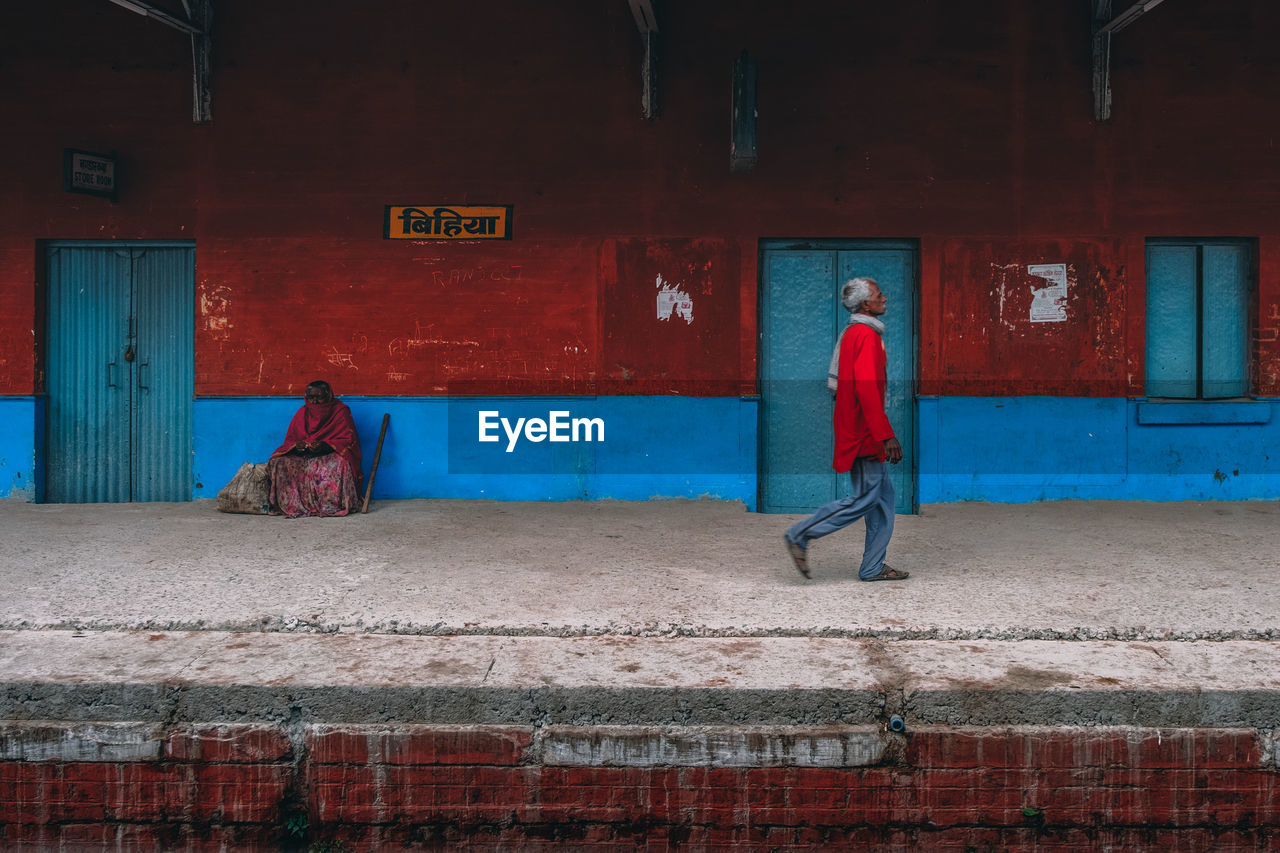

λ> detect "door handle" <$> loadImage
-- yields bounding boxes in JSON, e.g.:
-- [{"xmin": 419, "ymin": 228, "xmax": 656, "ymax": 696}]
[
  {"xmin": 107, "ymin": 361, "xmax": 117, "ymax": 389},
  {"xmin": 138, "ymin": 362, "xmax": 150, "ymax": 393}
]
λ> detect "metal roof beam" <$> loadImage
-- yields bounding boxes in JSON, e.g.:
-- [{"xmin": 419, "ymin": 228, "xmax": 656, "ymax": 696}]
[
  {"xmin": 106, "ymin": 0, "xmax": 204, "ymax": 35},
  {"xmin": 1097, "ymin": 0, "xmax": 1167, "ymax": 36},
  {"xmin": 106, "ymin": 0, "xmax": 211, "ymax": 123}
]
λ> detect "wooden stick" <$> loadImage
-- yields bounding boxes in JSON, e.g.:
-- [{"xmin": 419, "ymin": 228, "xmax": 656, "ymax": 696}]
[{"xmin": 361, "ymin": 413, "xmax": 390, "ymax": 514}]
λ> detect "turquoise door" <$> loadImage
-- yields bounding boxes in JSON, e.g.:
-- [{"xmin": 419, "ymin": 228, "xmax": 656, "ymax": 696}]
[
  {"xmin": 46, "ymin": 243, "xmax": 195, "ymax": 502},
  {"xmin": 1146, "ymin": 240, "xmax": 1251, "ymax": 399},
  {"xmin": 760, "ymin": 241, "xmax": 917, "ymax": 514}
]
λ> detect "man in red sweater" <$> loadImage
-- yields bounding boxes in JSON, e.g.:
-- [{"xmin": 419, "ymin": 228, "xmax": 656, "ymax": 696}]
[{"xmin": 784, "ymin": 277, "xmax": 909, "ymax": 582}]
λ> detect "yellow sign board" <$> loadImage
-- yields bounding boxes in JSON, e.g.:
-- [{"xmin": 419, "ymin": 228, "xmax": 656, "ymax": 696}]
[{"xmin": 384, "ymin": 205, "xmax": 513, "ymax": 240}]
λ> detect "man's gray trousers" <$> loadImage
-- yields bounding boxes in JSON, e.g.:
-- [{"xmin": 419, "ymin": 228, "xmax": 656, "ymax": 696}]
[{"xmin": 784, "ymin": 457, "xmax": 895, "ymax": 580}]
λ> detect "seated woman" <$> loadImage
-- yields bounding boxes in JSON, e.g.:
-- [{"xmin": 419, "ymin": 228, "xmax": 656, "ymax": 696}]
[{"xmin": 267, "ymin": 380, "xmax": 363, "ymax": 518}]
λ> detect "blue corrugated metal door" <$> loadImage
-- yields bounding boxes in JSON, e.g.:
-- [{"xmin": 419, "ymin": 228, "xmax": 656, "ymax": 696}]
[
  {"xmin": 760, "ymin": 242, "xmax": 917, "ymax": 514},
  {"xmin": 46, "ymin": 243, "xmax": 194, "ymax": 502}
]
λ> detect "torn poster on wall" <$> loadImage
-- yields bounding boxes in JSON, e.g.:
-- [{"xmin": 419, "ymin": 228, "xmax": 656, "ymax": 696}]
[
  {"xmin": 656, "ymin": 275, "xmax": 694, "ymax": 324},
  {"xmin": 1027, "ymin": 263, "xmax": 1068, "ymax": 323}
]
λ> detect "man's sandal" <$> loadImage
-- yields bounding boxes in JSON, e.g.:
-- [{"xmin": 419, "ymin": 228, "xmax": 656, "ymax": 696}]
[
  {"xmin": 784, "ymin": 535, "xmax": 810, "ymax": 579},
  {"xmin": 863, "ymin": 566, "xmax": 910, "ymax": 581}
]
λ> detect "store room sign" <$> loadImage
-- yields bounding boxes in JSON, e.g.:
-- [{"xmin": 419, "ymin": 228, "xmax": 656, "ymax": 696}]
[
  {"xmin": 384, "ymin": 205, "xmax": 513, "ymax": 240},
  {"xmin": 64, "ymin": 149, "xmax": 117, "ymax": 200}
]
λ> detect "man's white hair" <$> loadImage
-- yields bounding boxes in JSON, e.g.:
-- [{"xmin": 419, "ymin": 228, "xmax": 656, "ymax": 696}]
[{"xmin": 841, "ymin": 277, "xmax": 878, "ymax": 313}]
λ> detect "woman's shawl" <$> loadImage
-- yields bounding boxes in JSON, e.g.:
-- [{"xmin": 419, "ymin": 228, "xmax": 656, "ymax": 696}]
[{"xmin": 271, "ymin": 398, "xmax": 363, "ymax": 483}]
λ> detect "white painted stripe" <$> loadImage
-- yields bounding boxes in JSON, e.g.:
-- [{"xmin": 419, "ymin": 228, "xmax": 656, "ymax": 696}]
[
  {"xmin": 541, "ymin": 725, "xmax": 886, "ymax": 767},
  {"xmin": 0, "ymin": 722, "xmax": 163, "ymax": 761}
]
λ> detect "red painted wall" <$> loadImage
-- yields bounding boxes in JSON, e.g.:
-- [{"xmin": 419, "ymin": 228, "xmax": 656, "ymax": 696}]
[
  {"xmin": 3, "ymin": 0, "xmax": 1280, "ymax": 398},
  {"xmin": 3, "ymin": 723, "xmax": 1277, "ymax": 850}
]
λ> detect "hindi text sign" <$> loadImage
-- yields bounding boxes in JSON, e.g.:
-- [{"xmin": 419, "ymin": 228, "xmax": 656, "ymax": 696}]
[{"xmin": 384, "ymin": 205, "xmax": 512, "ymax": 241}]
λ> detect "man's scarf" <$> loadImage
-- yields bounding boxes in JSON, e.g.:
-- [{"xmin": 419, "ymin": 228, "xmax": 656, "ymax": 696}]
[{"xmin": 827, "ymin": 313, "xmax": 885, "ymax": 395}]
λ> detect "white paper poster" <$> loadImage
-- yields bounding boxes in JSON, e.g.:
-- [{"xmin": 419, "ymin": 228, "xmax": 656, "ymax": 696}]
[{"xmin": 1027, "ymin": 263, "xmax": 1068, "ymax": 323}]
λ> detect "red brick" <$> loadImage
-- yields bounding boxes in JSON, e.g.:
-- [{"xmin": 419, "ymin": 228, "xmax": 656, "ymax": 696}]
[
  {"xmin": 310, "ymin": 761, "xmax": 375, "ymax": 789},
  {"xmin": 1200, "ymin": 730, "xmax": 1264, "ymax": 767},
  {"xmin": 112, "ymin": 824, "xmax": 167, "ymax": 850},
  {"xmin": 972, "ymin": 800, "xmax": 1026, "ymax": 824},
  {"xmin": 914, "ymin": 767, "xmax": 978, "ymax": 789},
  {"xmin": 6, "ymin": 723, "xmax": 1280, "ymax": 848},
  {"xmin": 419, "ymin": 783, "xmax": 473, "ymax": 809},
  {"xmin": 744, "ymin": 781, "xmax": 790, "ymax": 809},
  {"xmin": 386, "ymin": 726, "xmax": 531, "ymax": 766},
  {"xmin": 970, "ymin": 731, "xmax": 1024, "ymax": 767},
  {"xmin": 306, "ymin": 728, "xmax": 371, "ymax": 765},
  {"xmin": 164, "ymin": 724, "xmax": 292, "ymax": 763},
  {"xmin": 327, "ymin": 798, "xmax": 384, "ymax": 824},
  {"xmin": 307, "ymin": 724, "xmax": 531, "ymax": 766},
  {"xmin": 191, "ymin": 764, "xmax": 289, "ymax": 822},
  {"xmin": 0, "ymin": 824, "xmax": 53, "ymax": 847},
  {"xmin": 54, "ymin": 822, "xmax": 116, "ymax": 845},
  {"xmin": 58, "ymin": 763, "xmax": 117, "ymax": 784},
  {"xmin": 921, "ymin": 805, "xmax": 990, "ymax": 827},
  {"xmin": 904, "ymin": 729, "xmax": 981, "ymax": 768}
]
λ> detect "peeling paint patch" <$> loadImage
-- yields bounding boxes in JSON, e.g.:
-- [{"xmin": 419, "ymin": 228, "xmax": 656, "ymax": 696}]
[
  {"xmin": 199, "ymin": 284, "xmax": 234, "ymax": 341},
  {"xmin": 990, "ymin": 262, "xmax": 1020, "ymax": 330}
]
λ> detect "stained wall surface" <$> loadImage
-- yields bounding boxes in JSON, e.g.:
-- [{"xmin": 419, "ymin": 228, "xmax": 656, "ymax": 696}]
[{"xmin": 2, "ymin": 1, "xmax": 1279, "ymax": 503}]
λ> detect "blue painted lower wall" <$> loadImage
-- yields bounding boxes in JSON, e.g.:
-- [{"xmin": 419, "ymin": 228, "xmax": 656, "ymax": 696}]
[
  {"xmin": 4, "ymin": 394, "xmax": 1278, "ymax": 505},
  {"xmin": 193, "ymin": 396, "xmax": 761, "ymax": 509},
  {"xmin": 917, "ymin": 396, "xmax": 1280, "ymax": 502},
  {"xmin": 0, "ymin": 397, "xmax": 39, "ymax": 500}
]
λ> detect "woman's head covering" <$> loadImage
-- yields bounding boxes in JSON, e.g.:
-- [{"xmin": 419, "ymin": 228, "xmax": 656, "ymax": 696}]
[{"xmin": 271, "ymin": 382, "xmax": 363, "ymax": 487}]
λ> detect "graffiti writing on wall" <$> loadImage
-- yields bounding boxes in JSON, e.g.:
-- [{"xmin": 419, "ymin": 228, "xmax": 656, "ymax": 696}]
[
  {"xmin": 430, "ymin": 266, "xmax": 523, "ymax": 289},
  {"xmin": 388, "ymin": 321, "xmax": 482, "ymax": 358}
]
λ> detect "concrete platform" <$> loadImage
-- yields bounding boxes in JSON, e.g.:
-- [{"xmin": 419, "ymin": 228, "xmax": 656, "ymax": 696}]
[{"xmin": 1, "ymin": 498, "xmax": 1278, "ymax": 726}]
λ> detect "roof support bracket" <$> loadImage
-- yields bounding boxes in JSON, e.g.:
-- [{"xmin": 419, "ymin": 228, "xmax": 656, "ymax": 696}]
[
  {"xmin": 628, "ymin": 0, "xmax": 659, "ymax": 120},
  {"xmin": 106, "ymin": 0, "xmax": 212, "ymax": 123},
  {"xmin": 1092, "ymin": 0, "xmax": 1114, "ymax": 121},
  {"xmin": 1092, "ymin": 0, "xmax": 1168, "ymax": 121},
  {"xmin": 642, "ymin": 28, "xmax": 658, "ymax": 120},
  {"xmin": 186, "ymin": 0, "xmax": 212, "ymax": 123}
]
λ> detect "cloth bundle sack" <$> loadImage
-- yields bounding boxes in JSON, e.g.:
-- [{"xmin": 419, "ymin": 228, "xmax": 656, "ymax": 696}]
[{"xmin": 216, "ymin": 462, "xmax": 271, "ymax": 514}]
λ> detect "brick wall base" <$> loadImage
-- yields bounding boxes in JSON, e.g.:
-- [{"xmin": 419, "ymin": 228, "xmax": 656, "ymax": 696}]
[{"xmin": 2, "ymin": 722, "xmax": 1278, "ymax": 851}]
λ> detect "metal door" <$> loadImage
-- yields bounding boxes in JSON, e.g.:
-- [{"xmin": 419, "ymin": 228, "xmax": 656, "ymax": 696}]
[
  {"xmin": 46, "ymin": 243, "xmax": 194, "ymax": 502},
  {"xmin": 760, "ymin": 241, "xmax": 917, "ymax": 514}
]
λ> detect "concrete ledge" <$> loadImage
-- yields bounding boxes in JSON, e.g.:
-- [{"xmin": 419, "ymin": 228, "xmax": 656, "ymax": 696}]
[
  {"xmin": 540, "ymin": 725, "xmax": 887, "ymax": 767},
  {"xmin": 2, "ymin": 631, "xmax": 1280, "ymax": 729}
]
